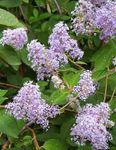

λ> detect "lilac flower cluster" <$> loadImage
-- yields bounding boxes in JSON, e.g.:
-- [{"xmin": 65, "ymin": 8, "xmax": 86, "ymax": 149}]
[
  {"xmin": 73, "ymin": 70, "xmax": 96, "ymax": 100},
  {"xmin": 71, "ymin": 0, "xmax": 96, "ymax": 35},
  {"xmin": 27, "ymin": 22, "xmax": 84, "ymax": 80},
  {"xmin": 27, "ymin": 40, "xmax": 67, "ymax": 80},
  {"xmin": 71, "ymin": 0, "xmax": 116, "ymax": 42},
  {"xmin": 0, "ymin": 28, "xmax": 28, "ymax": 50},
  {"xmin": 48, "ymin": 22, "xmax": 84, "ymax": 60},
  {"xmin": 71, "ymin": 102, "xmax": 113, "ymax": 150},
  {"xmin": 5, "ymin": 81, "xmax": 59, "ymax": 129},
  {"xmin": 94, "ymin": 2, "xmax": 116, "ymax": 42}
]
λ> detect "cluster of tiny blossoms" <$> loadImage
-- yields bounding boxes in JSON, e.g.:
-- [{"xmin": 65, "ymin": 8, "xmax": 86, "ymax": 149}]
[
  {"xmin": 0, "ymin": 28, "xmax": 28, "ymax": 50},
  {"xmin": 5, "ymin": 81, "xmax": 59, "ymax": 129},
  {"xmin": 73, "ymin": 70, "xmax": 96, "ymax": 100},
  {"xmin": 94, "ymin": 2, "xmax": 116, "ymax": 42},
  {"xmin": 71, "ymin": 102, "xmax": 113, "ymax": 150},
  {"xmin": 27, "ymin": 40, "xmax": 67, "ymax": 80},
  {"xmin": 71, "ymin": 0, "xmax": 116, "ymax": 42},
  {"xmin": 27, "ymin": 22, "xmax": 84, "ymax": 80},
  {"xmin": 71, "ymin": 0, "xmax": 96, "ymax": 35},
  {"xmin": 48, "ymin": 22, "xmax": 84, "ymax": 60}
]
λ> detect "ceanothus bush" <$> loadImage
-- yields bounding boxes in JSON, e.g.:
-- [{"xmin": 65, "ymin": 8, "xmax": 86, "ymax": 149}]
[{"xmin": 0, "ymin": 0, "xmax": 116, "ymax": 149}]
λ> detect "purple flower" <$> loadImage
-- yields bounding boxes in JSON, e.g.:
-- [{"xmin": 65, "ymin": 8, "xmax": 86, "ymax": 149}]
[
  {"xmin": 71, "ymin": 0, "xmax": 116, "ymax": 42},
  {"xmin": 71, "ymin": 1, "xmax": 96, "ymax": 35},
  {"xmin": 94, "ymin": 2, "xmax": 116, "ymax": 42},
  {"xmin": 5, "ymin": 81, "xmax": 59, "ymax": 129},
  {"xmin": 0, "ymin": 28, "xmax": 28, "ymax": 50},
  {"xmin": 27, "ymin": 40, "xmax": 62, "ymax": 80},
  {"xmin": 27, "ymin": 22, "xmax": 84, "ymax": 80},
  {"xmin": 49, "ymin": 22, "xmax": 84, "ymax": 60},
  {"xmin": 71, "ymin": 102, "xmax": 113, "ymax": 150},
  {"xmin": 73, "ymin": 70, "xmax": 96, "ymax": 100}
]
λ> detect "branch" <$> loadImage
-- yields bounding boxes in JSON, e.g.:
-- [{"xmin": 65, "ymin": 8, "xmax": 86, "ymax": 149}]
[
  {"xmin": 110, "ymin": 86, "xmax": 116, "ymax": 102},
  {"xmin": 53, "ymin": 0, "xmax": 62, "ymax": 14},
  {"xmin": 0, "ymin": 82, "xmax": 20, "ymax": 89},
  {"xmin": 0, "ymin": 105, "xmax": 5, "ymax": 109},
  {"xmin": 103, "ymin": 74, "xmax": 108, "ymax": 102},
  {"xmin": 27, "ymin": 127, "xmax": 40, "ymax": 150}
]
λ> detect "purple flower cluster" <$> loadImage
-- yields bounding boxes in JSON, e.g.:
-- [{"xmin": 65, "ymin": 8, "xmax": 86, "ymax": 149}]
[
  {"xmin": 0, "ymin": 28, "xmax": 28, "ymax": 50},
  {"xmin": 27, "ymin": 40, "xmax": 67, "ymax": 80},
  {"xmin": 48, "ymin": 22, "xmax": 84, "ymax": 60},
  {"xmin": 71, "ymin": 0, "xmax": 96, "ymax": 35},
  {"xmin": 94, "ymin": 2, "xmax": 116, "ymax": 42},
  {"xmin": 71, "ymin": 0, "xmax": 116, "ymax": 42},
  {"xmin": 27, "ymin": 22, "xmax": 84, "ymax": 80},
  {"xmin": 71, "ymin": 102, "xmax": 113, "ymax": 150},
  {"xmin": 5, "ymin": 81, "xmax": 59, "ymax": 129},
  {"xmin": 73, "ymin": 70, "xmax": 96, "ymax": 100}
]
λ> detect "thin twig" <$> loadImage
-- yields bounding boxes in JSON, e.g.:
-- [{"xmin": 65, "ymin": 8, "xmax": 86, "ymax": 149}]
[
  {"xmin": 0, "ymin": 105, "xmax": 5, "ymax": 108},
  {"xmin": 27, "ymin": 127, "xmax": 40, "ymax": 150},
  {"xmin": 110, "ymin": 87, "xmax": 116, "ymax": 102},
  {"xmin": 64, "ymin": 108, "xmax": 75, "ymax": 112},
  {"xmin": 60, "ymin": 101, "xmax": 73, "ymax": 111},
  {"xmin": 19, "ymin": 6, "xmax": 28, "ymax": 24},
  {"xmin": 0, "ymin": 82, "xmax": 20, "ymax": 89},
  {"xmin": 67, "ymin": 56, "xmax": 85, "ymax": 70},
  {"xmin": 103, "ymin": 74, "xmax": 108, "ymax": 102},
  {"xmin": 53, "ymin": 0, "xmax": 62, "ymax": 14},
  {"xmin": 19, "ymin": 122, "xmax": 32, "ymax": 134}
]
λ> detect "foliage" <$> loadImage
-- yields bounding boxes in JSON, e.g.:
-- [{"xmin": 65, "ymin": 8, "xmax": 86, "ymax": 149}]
[{"xmin": 0, "ymin": 0, "xmax": 116, "ymax": 150}]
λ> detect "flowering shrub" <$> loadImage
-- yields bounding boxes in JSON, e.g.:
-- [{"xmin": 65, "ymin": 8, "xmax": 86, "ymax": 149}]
[{"xmin": 0, "ymin": 0, "xmax": 116, "ymax": 150}]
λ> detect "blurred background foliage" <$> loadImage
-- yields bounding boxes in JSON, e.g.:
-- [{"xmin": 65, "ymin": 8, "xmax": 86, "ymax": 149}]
[{"xmin": 0, "ymin": 0, "xmax": 116, "ymax": 150}]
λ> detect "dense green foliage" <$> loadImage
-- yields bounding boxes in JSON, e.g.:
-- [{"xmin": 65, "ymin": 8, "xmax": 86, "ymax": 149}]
[{"xmin": 0, "ymin": 0, "xmax": 116, "ymax": 150}]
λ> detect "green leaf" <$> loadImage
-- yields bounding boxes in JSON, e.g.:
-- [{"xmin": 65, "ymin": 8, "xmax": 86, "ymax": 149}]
[
  {"xmin": 91, "ymin": 40, "xmax": 116, "ymax": 70},
  {"xmin": 0, "ymin": 89, "xmax": 7, "ymax": 97},
  {"xmin": 0, "ymin": 8, "xmax": 24, "ymax": 27},
  {"xmin": 111, "ymin": 126, "xmax": 116, "ymax": 145},
  {"xmin": 50, "ymin": 90, "xmax": 68, "ymax": 105},
  {"xmin": 0, "ymin": 46, "xmax": 21, "ymax": 70},
  {"xmin": 0, "ymin": 89, "xmax": 7, "ymax": 104},
  {"xmin": 38, "ymin": 13, "xmax": 52, "ymax": 21},
  {"xmin": 78, "ymin": 144, "xmax": 92, "ymax": 150},
  {"xmin": 0, "ymin": 0, "xmax": 22, "ymax": 8},
  {"xmin": 92, "ymin": 69, "xmax": 107, "ymax": 81},
  {"xmin": 0, "ymin": 110, "xmax": 20, "ymax": 138},
  {"xmin": 43, "ymin": 139, "xmax": 67, "ymax": 150},
  {"xmin": 0, "ymin": 97, "xmax": 7, "ymax": 104},
  {"xmin": 38, "ymin": 127, "xmax": 60, "ymax": 142},
  {"xmin": 35, "ymin": 0, "xmax": 46, "ymax": 6},
  {"xmin": 60, "ymin": 117, "xmax": 75, "ymax": 140},
  {"xmin": 33, "ymin": 8, "xmax": 38, "ymax": 17},
  {"xmin": 18, "ymin": 49, "xmax": 30, "ymax": 66},
  {"xmin": 108, "ymin": 73, "xmax": 116, "ymax": 92},
  {"xmin": 63, "ymin": 71, "xmax": 82, "ymax": 87},
  {"xmin": 37, "ymin": 81, "xmax": 48, "ymax": 87},
  {"xmin": 110, "ymin": 99, "xmax": 116, "ymax": 110},
  {"xmin": 23, "ymin": 0, "xmax": 29, "ymax": 3}
]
